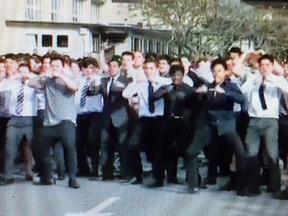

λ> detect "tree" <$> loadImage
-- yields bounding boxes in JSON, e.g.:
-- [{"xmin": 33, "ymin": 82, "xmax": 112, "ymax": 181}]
[{"xmin": 130, "ymin": 0, "xmax": 288, "ymax": 59}]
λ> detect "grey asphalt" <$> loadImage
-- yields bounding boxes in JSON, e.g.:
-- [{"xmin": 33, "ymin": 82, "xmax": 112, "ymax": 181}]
[{"xmin": 1, "ymin": 168, "xmax": 288, "ymax": 216}]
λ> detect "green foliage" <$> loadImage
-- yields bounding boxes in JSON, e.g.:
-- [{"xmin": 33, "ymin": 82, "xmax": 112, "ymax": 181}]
[{"xmin": 130, "ymin": 0, "xmax": 288, "ymax": 59}]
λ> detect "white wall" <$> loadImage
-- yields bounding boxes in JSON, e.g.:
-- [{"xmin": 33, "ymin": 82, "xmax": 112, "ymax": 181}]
[{"xmin": 1, "ymin": 25, "xmax": 92, "ymax": 58}]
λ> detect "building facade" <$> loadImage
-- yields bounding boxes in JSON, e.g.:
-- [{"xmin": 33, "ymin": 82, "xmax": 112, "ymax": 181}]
[{"xmin": 0, "ymin": 0, "xmax": 171, "ymax": 58}]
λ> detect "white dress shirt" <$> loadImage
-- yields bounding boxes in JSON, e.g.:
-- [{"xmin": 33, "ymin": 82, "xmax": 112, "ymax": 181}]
[
  {"xmin": 75, "ymin": 74, "xmax": 103, "ymax": 114},
  {"xmin": 230, "ymin": 66, "xmax": 254, "ymax": 112},
  {"xmin": 241, "ymin": 72, "xmax": 288, "ymax": 119},
  {"xmin": 123, "ymin": 76, "xmax": 172, "ymax": 117},
  {"xmin": 10, "ymin": 79, "xmax": 38, "ymax": 117}
]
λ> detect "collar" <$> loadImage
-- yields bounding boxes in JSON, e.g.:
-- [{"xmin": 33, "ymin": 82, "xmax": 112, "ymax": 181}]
[{"xmin": 110, "ymin": 73, "xmax": 120, "ymax": 82}]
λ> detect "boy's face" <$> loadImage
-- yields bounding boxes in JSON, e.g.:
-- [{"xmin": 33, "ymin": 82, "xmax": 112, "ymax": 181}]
[
  {"xmin": 259, "ymin": 59, "xmax": 273, "ymax": 78},
  {"xmin": 5, "ymin": 58, "xmax": 19, "ymax": 76},
  {"xmin": 213, "ymin": 64, "xmax": 226, "ymax": 85},
  {"xmin": 144, "ymin": 62, "xmax": 157, "ymax": 77},
  {"xmin": 51, "ymin": 59, "xmax": 63, "ymax": 73},
  {"xmin": 158, "ymin": 60, "xmax": 170, "ymax": 75},
  {"xmin": 109, "ymin": 61, "xmax": 120, "ymax": 77},
  {"xmin": 19, "ymin": 66, "xmax": 30, "ymax": 76},
  {"xmin": 85, "ymin": 64, "xmax": 96, "ymax": 77},
  {"xmin": 42, "ymin": 58, "xmax": 51, "ymax": 72},
  {"xmin": 71, "ymin": 63, "xmax": 80, "ymax": 75},
  {"xmin": 133, "ymin": 52, "xmax": 144, "ymax": 68},
  {"xmin": 229, "ymin": 52, "xmax": 241, "ymax": 66},
  {"xmin": 172, "ymin": 71, "xmax": 184, "ymax": 85},
  {"xmin": 122, "ymin": 55, "xmax": 134, "ymax": 70}
]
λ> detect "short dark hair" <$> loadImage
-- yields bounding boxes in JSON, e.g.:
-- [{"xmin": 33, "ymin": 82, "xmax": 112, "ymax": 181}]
[
  {"xmin": 144, "ymin": 57, "xmax": 157, "ymax": 66},
  {"xmin": 228, "ymin": 47, "xmax": 242, "ymax": 55},
  {"xmin": 82, "ymin": 58, "xmax": 99, "ymax": 68},
  {"xmin": 157, "ymin": 55, "xmax": 171, "ymax": 64},
  {"xmin": 19, "ymin": 63, "xmax": 31, "ymax": 71},
  {"xmin": 41, "ymin": 54, "xmax": 52, "ymax": 63},
  {"xmin": 170, "ymin": 57, "xmax": 181, "ymax": 65},
  {"xmin": 169, "ymin": 64, "xmax": 184, "ymax": 76},
  {"xmin": 5, "ymin": 53, "xmax": 18, "ymax": 61},
  {"xmin": 210, "ymin": 58, "xmax": 228, "ymax": 71},
  {"xmin": 145, "ymin": 52, "xmax": 158, "ymax": 61},
  {"xmin": 258, "ymin": 54, "xmax": 274, "ymax": 64},
  {"xmin": 109, "ymin": 55, "xmax": 122, "ymax": 66},
  {"xmin": 122, "ymin": 51, "xmax": 134, "ymax": 59},
  {"xmin": 51, "ymin": 55, "xmax": 65, "ymax": 66}
]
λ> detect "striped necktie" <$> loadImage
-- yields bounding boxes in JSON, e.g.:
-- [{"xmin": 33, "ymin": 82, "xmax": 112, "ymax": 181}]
[
  {"xmin": 80, "ymin": 78, "xmax": 90, "ymax": 107},
  {"xmin": 16, "ymin": 83, "xmax": 24, "ymax": 115}
]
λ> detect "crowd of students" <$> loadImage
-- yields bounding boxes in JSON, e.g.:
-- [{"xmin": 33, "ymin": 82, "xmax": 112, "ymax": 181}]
[{"xmin": 0, "ymin": 47, "xmax": 288, "ymax": 200}]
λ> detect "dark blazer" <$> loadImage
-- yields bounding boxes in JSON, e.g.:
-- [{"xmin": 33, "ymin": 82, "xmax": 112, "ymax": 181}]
[
  {"xmin": 88, "ymin": 75, "xmax": 132, "ymax": 128},
  {"xmin": 204, "ymin": 80, "xmax": 245, "ymax": 135},
  {"xmin": 152, "ymin": 82, "xmax": 195, "ymax": 123}
]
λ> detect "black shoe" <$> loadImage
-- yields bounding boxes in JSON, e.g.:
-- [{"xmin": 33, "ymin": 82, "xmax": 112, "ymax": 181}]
[
  {"xmin": 121, "ymin": 177, "xmax": 143, "ymax": 186},
  {"xmin": 40, "ymin": 178, "xmax": 54, "ymax": 185},
  {"xmin": 68, "ymin": 178, "xmax": 80, "ymax": 189},
  {"xmin": 25, "ymin": 174, "xmax": 33, "ymax": 181},
  {"xmin": 58, "ymin": 171, "xmax": 65, "ymax": 181},
  {"xmin": 204, "ymin": 177, "xmax": 216, "ymax": 185},
  {"xmin": 219, "ymin": 182, "xmax": 231, "ymax": 191},
  {"xmin": 102, "ymin": 175, "xmax": 115, "ymax": 181},
  {"xmin": 145, "ymin": 179, "xmax": 163, "ymax": 188},
  {"xmin": 273, "ymin": 190, "xmax": 288, "ymax": 200},
  {"xmin": 237, "ymin": 188, "xmax": 260, "ymax": 197},
  {"xmin": 167, "ymin": 178, "xmax": 179, "ymax": 184},
  {"xmin": 143, "ymin": 170, "xmax": 153, "ymax": 177},
  {"xmin": 0, "ymin": 177, "xmax": 8, "ymax": 186},
  {"xmin": 168, "ymin": 178, "xmax": 185, "ymax": 185}
]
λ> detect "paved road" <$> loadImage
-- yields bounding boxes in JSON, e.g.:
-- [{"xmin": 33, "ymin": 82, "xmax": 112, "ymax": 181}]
[{"xmin": 1, "ymin": 172, "xmax": 288, "ymax": 216}]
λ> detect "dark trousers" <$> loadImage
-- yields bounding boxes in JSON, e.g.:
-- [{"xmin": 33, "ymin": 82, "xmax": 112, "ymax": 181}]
[
  {"xmin": 206, "ymin": 128, "xmax": 246, "ymax": 181},
  {"xmin": 236, "ymin": 111, "xmax": 250, "ymax": 146},
  {"xmin": 278, "ymin": 116, "xmax": 288, "ymax": 170},
  {"xmin": 125, "ymin": 120, "xmax": 143, "ymax": 179},
  {"xmin": 186, "ymin": 124, "xmax": 209, "ymax": 188},
  {"xmin": 160, "ymin": 118, "xmax": 192, "ymax": 182},
  {"xmin": 76, "ymin": 112, "xmax": 103, "ymax": 175},
  {"xmin": 100, "ymin": 120, "xmax": 129, "ymax": 179},
  {"xmin": 127, "ymin": 116, "xmax": 165, "ymax": 181},
  {"xmin": 33, "ymin": 120, "xmax": 77, "ymax": 179},
  {"xmin": 0, "ymin": 117, "xmax": 10, "ymax": 173},
  {"xmin": 186, "ymin": 126, "xmax": 246, "ymax": 188}
]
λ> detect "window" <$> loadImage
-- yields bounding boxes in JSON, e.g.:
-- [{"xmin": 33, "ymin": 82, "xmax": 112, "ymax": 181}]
[
  {"xmin": 130, "ymin": 37, "xmax": 140, "ymax": 51},
  {"xmin": 26, "ymin": 34, "xmax": 38, "ymax": 48},
  {"xmin": 156, "ymin": 42, "xmax": 161, "ymax": 54},
  {"xmin": 148, "ymin": 40, "xmax": 153, "ymax": 52},
  {"xmin": 92, "ymin": 34, "xmax": 100, "ymax": 52},
  {"xmin": 42, "ymin": 35, "xmax": 52, "ymax": 47},
  {"xmin": 91, "ymin": 2, "xmax": 101, "ymax": 23},
  {"xmin": 26, "ymin": 0, "xmax": 41, "ymax": 20},
  {"xmin": 72, "ymin": 0, "xmax": 83, "ymax": 22},
  {"xmin": 51, "ymin": 0, "xmax": 63, "ymax": 21},
  {"xmin": 57, "ymin": 35, "xmax": 68, "ymax": 47}
]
